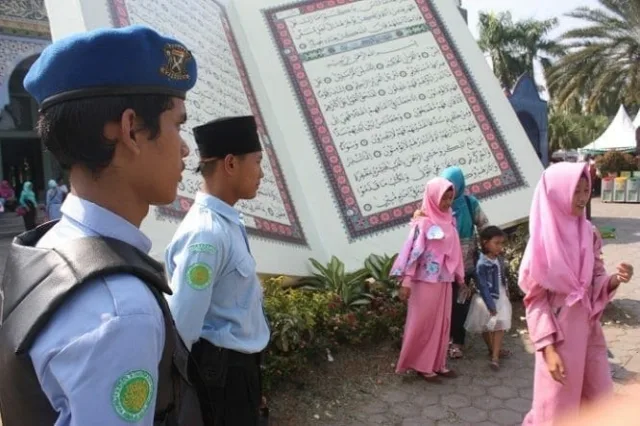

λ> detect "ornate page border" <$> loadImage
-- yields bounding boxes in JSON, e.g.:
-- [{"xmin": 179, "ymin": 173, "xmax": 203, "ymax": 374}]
[{"xmin": 263, "ymin": 0, "xmax": 525, "ymax": 240}]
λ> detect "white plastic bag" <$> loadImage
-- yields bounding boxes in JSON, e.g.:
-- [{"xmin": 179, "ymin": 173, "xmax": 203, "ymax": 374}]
[{"xmin": 486, "ymin": 315, "xmax": 498, "ymax": 331}]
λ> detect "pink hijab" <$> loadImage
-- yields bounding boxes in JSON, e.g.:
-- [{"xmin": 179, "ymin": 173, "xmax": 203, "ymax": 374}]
[
  {"xmin": 392, "ymin": 177, "xmax": 462, "ymax": 279},
  {"xmin": 519, "ymin": 162, "xmax": 594, "ymax": 308}
]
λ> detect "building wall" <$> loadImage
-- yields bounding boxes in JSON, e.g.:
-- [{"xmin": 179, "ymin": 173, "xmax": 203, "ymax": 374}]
[
  {"xmin": 0, "ymin": 0, "xmax": 50, "ymax": 108},
  {"xmin": 0, "ymin": 0, "xmax": 53, "ymax": 197}
]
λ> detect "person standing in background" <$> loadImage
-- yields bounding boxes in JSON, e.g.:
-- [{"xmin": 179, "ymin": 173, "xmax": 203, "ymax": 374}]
[
  {"xmin": 18, "ymin": 181, "xmax": 37, "ymax": 230},
  {"xmin": 57, "ymin": 177, "xmax": 69, "ymax": 199},
  {"xmin": 0, "ymin": 180, "xmax": 15, "ymax": 213},
  {"xmin": 45, "ymin": 179, "xmax": 64, "ymax": 221},
  {"xmin": 414, "ymin": 166, "xmax": 490, "ymax": 359},
  {"xmin": 165, "ymin": 115, "xmax": 270, "ymax": 425}
]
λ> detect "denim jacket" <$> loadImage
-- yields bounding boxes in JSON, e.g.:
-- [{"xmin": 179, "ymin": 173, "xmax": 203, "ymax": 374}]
[{"xmin": 475, "ymin": 254, "xmax": 507, "ymax": 312}]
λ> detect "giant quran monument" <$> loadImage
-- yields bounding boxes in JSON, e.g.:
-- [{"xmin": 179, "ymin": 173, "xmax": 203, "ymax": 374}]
[{"xmin": 45, "ymin": 0, "xmax": 544, "ymax": 275}]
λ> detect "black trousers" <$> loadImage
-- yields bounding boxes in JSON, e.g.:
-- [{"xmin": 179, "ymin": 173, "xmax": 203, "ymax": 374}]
[
  {"xmin": 22, "ymin": 205, "xmax": 36, "ymax": 231},
  {"xmin": 450, "ymin": 283, "xmax": 471, "ymax": 346},
  {"xmin": 450, "ymin": 276, "xmax": 473, "ymax": 346},
  {"xmin": 191, "ymin": 340, "xmax": 262, "ymax": 426}
]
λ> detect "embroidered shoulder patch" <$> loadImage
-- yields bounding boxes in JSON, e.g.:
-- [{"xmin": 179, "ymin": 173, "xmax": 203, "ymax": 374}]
[
  {"xmin": 187, "ymin": 262, "xmax": 213, "ymax": 290},
  {"xmin": 188, "ymin": 243, "xmax": 216, "ymax": 254},
  {"xmin": 112, "ymin": 369, "xmax": 154, "ymax": 422}
]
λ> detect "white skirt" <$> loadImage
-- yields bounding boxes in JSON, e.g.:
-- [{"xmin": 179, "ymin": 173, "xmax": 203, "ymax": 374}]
[{"xmin": 464, "ymin": 284, "xmax": 512, "ymax": 333}]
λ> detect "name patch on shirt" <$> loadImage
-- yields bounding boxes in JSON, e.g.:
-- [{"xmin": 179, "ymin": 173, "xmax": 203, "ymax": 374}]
[
  {"xmin": 188, "ymin": 243, "xmax": 216, "ymax": 254},
  {"xmin": 187, "ymin": 262, "xmax": 213, "ymax": 290},
  {"xmin": 112, "ymin": 369, "xmax": 154, "ymax": 422}
]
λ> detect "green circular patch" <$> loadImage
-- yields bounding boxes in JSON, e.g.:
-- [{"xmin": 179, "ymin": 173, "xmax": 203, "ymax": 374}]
[
  {"xmin": 187, "ymin": 262, "xmax": 213, "ymax": 290},
  {"xmin": 112, "ymin": 369, "xmax": 153, "ymax": 422}
]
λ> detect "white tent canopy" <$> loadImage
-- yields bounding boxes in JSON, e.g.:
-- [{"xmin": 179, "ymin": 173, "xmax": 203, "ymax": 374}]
[
  {"xmin": 581, "ymin": 105, "xmax": 637, "ymax": 153},
  {"xmin": 634, "ymin": 109, "xmax": 640, "ymax": 128}
]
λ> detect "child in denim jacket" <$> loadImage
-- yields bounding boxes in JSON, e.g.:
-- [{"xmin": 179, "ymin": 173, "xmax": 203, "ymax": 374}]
[{"xmin": 465, "ymin": 226, "xmax": 512, "ymax": 370}]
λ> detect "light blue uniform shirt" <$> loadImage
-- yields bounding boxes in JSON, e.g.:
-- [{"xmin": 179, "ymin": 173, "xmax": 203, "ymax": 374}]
[
  {"xmin": 165, "ymin": 192, "xmax": 270, "ymax": 354},
  {"xmin": 30, "ymin": 194, "xmax": 164, "ymax": 426}
]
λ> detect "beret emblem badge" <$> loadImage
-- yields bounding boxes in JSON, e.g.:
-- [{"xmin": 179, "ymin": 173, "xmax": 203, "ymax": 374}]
[{"xmin": 160, "ymin": 43, "xmax": 192, "ymax": 81}]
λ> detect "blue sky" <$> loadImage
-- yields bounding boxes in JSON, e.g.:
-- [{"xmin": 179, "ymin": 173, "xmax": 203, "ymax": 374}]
[{"xmin": 460, "ymin": 0, "xmax": 602, "ymax": 96}]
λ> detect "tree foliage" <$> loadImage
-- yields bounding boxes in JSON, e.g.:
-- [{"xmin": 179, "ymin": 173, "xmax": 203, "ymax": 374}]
[
  {"xmin": 477, "ymin": 11, "xmax": 560, "ymax": 90},
  {"xmin": 546, "ymin": 0, "xmax": 640, "ymax": 115},
  {"xmin": 548, "ymin": 110, "xmax": 609, "ymax": 152}
]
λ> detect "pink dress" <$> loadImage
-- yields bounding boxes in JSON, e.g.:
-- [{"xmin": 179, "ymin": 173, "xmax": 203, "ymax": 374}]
[{"xmin": 395, "ymin": 272, "xmax": 456, "ymax": 374}]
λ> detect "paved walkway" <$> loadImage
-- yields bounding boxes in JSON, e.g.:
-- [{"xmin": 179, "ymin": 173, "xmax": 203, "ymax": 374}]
[{"xmin": 0, "ymin": 201, "xmax": 638, "ymax": 425}]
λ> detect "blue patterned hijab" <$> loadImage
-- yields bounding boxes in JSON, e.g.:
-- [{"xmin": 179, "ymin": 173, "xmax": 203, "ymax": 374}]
[{"xmin": 440, "ymin": 167, "xmax": 478, "ymax": 239}]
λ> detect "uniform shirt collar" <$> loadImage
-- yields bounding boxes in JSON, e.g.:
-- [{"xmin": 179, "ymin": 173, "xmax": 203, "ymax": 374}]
[
  {"xmin": 60, "ymin": 194, "xmax": 152, "ymax": 253},
  {"xmin": 195, "ymin": 191, "xmax": 243, "ymax": 225}
]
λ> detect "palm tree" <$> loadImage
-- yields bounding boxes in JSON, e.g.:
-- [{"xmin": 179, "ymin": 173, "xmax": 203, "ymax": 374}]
[
  {"xmin": 548, "ymin": 109, "xmax": 609, "ymax": 153},
  {"xmin": 477, "ymin": 12, "xmax": 559, "ymax": 90},
  {"xmin": 513, "ymin": 17, "xmax": 562, "ymax": 89},
  {"xmin": 546, "ymin": 0, "xmax": 640, "ymax": 114},
  {"xmin": 477, "ymin": 12, "xmax": 524, "ymax": 89}
]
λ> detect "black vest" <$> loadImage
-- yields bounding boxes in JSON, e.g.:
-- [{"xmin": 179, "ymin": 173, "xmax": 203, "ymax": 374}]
[{"xmin": 0, "ymin": 221, "xmax": 211, "ymax": 425}]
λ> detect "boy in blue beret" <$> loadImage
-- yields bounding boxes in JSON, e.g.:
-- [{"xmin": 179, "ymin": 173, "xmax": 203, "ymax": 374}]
[{"xmin": 0, "ymin": 25, "xmax": 211, "ymax": 426}]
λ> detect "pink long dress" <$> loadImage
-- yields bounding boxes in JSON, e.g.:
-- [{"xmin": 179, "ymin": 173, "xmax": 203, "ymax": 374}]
[
  {"xmin": 391, "ymin": 177, "xmax": 464, "ymax": 375},
  {"xmin": 519, "ymin": 163, "xmax": 616, "ymax": 425}
]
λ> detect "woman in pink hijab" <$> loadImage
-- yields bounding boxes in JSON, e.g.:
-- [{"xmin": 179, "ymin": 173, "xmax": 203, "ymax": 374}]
[
  {"xmin": 0, "ymin": 180, "xmax": 15, "ymax": 213},
  {"xmin": 520, "ymin": 162, "xmax": 633, "ymax": 425},
  {"xmin": 391, "ymin": 177, "xmax": 465, "ymax": 382},
  {"xmin": 0, "ymin": 180, "xmax": 14, "ymax": 200}
]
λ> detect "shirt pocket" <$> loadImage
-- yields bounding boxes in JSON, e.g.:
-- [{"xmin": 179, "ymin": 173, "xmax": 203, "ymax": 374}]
[{"xmin": 233, "ymin": 257, "xmax": 256, "ymax": 309}]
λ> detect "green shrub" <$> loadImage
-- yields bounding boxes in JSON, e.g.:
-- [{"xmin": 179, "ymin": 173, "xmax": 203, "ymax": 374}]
[
  {"xmin": 261, "ymin": 275, "xmax": 406, "ymax": 390},
  {"xmin": 364, "ymin": 253, "xmax": 400, "ymax": 296},
  {"xmin": 297, "ymin": 256, "xmax": 372, "ymax": 307},
  {"xmin": 595, "ymin": 151, "xmax": 637, "ymax": 176},
  {"xmin": 262, "ymin": 277, "xmax": 334, "ymax": 388},
  {"xmin": 503, "ymin": 222, "xmax": 529, "ymax": 299}
]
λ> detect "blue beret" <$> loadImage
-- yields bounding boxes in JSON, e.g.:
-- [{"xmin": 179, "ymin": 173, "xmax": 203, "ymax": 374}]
[{"xmin": 24, "ymin": 25, "xmax": 197, "ymax": 111}]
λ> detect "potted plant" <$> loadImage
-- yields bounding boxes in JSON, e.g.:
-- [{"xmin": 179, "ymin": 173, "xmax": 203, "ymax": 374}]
[{"xmin": 595, "ymin": 151, "xmax": 637, "ymax": 177}]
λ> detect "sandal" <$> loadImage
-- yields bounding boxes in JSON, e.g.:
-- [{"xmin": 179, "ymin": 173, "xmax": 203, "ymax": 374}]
[
  {"xmin": 437, "ymin": 369, "xmax": 458, "ymax": 378},
  {"xmin": 499, "ymin": 349, "xmax": 512, "ymax": 359},
  {"xmin": 487, "ymin": 349, "xmax": 512, "ymax": 359},
  {"xmin": 419, "ymin": 372, "xmax": 442, "ymax": 383},
  {"xmin": 489, "ymin": 360, "xmax": 500, "ymax": 371},
  {"xmin": 449, "ymin": 346, "xmax": 463, "ymax": 359}
]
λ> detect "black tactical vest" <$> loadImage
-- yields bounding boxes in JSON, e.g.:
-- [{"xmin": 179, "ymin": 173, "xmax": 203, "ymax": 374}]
[{"xmin": 0, "ymin": 221, "xmax": 211, "ymax": 425}]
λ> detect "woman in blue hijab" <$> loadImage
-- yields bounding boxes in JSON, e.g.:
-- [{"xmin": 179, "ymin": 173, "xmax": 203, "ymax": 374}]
[
  {"xmin": 415, "ymin": 166, "xmax": 489, "ymax": 359},
  {"xmin": 18, "ymin": 181, "xmax": 38, "ymax": 231}
]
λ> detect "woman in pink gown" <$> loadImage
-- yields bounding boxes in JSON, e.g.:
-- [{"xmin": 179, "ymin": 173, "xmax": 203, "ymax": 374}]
[
  {"xmin": 391, "ymin": 177, "xmax": 465, "ymax": 382},
  {"xmin": 519, "ymin": 162, "xmax": 634, "ymax": 425}
]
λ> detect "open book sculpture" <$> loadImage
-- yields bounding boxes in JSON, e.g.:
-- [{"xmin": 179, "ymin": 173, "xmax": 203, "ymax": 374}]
[{"xmin": 47, "ymin": 0, "xmax": 543, "ymax": 274}]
